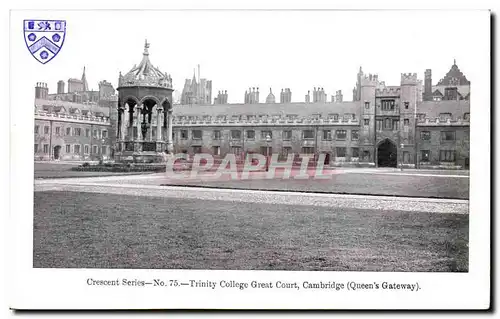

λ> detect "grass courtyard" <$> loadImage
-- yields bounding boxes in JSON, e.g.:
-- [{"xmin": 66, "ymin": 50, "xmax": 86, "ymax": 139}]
[{"xmin": 33, "ymin": 191, "xmax": 468, "ymax": 272}]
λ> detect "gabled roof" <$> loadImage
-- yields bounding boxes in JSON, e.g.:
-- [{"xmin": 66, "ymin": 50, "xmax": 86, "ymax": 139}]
[
  {"xmin": 436, "ymin": 60, "xmax": 470, "ymax": 86},
  {"xmin": 432, "ymin": 89, "xmax": 443, "ymax": 97},
  {"xmin": 417, "ymin": 100, "xmax": 470, "ymax": 119},
  {"xmin": 52, "ymin": 106, "xmax": 66, "ymax": 113},
  {"xmin": 69, "ymin": 107, "xmax": 80, "ymax": 114}
]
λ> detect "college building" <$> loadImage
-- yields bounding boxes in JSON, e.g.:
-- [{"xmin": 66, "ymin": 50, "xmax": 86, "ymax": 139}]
[{"xmin": 34, "ymin": 41, "xmax": 470, "ymax": 169}]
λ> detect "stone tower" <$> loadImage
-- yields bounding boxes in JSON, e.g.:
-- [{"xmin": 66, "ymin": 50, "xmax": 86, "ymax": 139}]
[{"xmin": 115, "ymin": 40, "xmax": 174, "ymax": 163}]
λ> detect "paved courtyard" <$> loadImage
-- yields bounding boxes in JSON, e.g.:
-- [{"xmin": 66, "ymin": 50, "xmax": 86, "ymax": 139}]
[{"xmin": 33, "ymin": 167, "xmax": 469, "ymax": 271}]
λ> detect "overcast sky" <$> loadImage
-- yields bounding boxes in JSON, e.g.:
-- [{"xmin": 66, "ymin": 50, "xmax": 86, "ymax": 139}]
[{"xmin": 12, "ymin": 10, "xmax": 485, "ymax": 103}]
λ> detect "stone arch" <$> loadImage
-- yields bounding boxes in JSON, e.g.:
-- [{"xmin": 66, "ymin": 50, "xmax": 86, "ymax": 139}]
[
  {"xmin": 139, "ymin": 95, "xmax": 161, "ymax": 106},
  {"xmin": 121, "ymin": 95, "xmax": 140, "ymax": 107},
  {"xmin": 376, "ymin": 138, "xmax": 398, "ymax": 168}
]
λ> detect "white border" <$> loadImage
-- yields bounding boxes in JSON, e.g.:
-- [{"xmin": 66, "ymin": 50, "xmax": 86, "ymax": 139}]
[{"xmin": 6, "ymin": 4, "xmax": 491, "ymax": 311}]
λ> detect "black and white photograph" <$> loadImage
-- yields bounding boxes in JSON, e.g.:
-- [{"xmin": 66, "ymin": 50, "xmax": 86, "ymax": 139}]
[{"xmin": 7, "ymin": 6, "xmax": 490, "ymax": 310}]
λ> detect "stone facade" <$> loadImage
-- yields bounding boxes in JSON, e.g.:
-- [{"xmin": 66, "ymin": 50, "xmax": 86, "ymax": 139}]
[
  {"xmin": 169, "ymin": 61, "xmax": 470, "ymax": 168},
  {"xmin": 33, "ymin": 53, "xmax": 470, "ymax": 168},
  {"xmin": 34, "ymin": 100, "xmax": 113, "ymax": 161}
]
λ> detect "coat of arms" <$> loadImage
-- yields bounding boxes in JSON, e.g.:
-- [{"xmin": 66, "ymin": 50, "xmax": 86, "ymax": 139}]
[{"xmin": 24, "ymin": 20, "xmax": 66, "ymax": 64}]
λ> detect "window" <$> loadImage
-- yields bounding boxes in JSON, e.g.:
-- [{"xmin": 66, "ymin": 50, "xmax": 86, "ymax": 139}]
[
  {"xmin": 231, "ymin": 130, "xmax": 241, "ymax": 139},
  {"xmin": 43, "ymin": 144, "xmax": 49, "ymax": 153},
  {"xmin": 421, "ymin": 150, "xmax": 430, "ymax": 162},
  {"xmin": 343, "ymin": 113, "xmax": 355, "ymax": 121},
  {"xmin": 35, "ymin": 125, "xmax": 39, "ymax": 134},
  {"xmin": 323, "ymin": 130, "xmax": 332, "ymax": 140},
  {"xmin": 65, "ymin": 144, "xmax": 71, "ymax": 153},
  {"xmin": 92, "ymin": 145, "xmax": 98, "ymax": 154},
  {"xmin": 336, "ymin": 147, "xmax": 346, "ymax": 158},
  {"xmin": 363, "ymin": 151, "xmax": 370, "ymax": 161},
  {"xmin": 86, "ymin": 129, "xmax": 90, "ymax": 137},
  {"xmin": 364, "ymin": 119, "xmax": 370, "ymax": 126},
  {"xmin": 66, "ymin": 127, "xmax": 71, "ymax": 136},
  {"xmin": 404, "ymin": 101, "xmax": 409, "ymax": 109},
  {"xmin": 440, "ymin": 150, "xmax": 456, "ymax": 162},
  {"xmin": 328, "ymin": 113, "xmax": 339, "ymax": 121},
  {"xmin": 34, "ymin": 144, "xmax": 39, "ymax": 153},
  {"xmin": 44, "ymin": 126, "xmax": 49, "ymax": 134},
  {"xmin": 246, "ymin": 130, "xmax": 255, "ymax": 139},
  {"xmin": 444, "ymin": 87, "xmax": 458, "ymax": 100},
  {"xmin": 439, "ymin": 113, "xmax": 452, "ymax": 121},
  {"xmin": 231, "ymin": 146, "xmax": 242, "ymax": 155},
  {"xmin": 403, "ymin": 151, "xmax": 410, "ymax": 164},
  {"xmin": 261, "ymin": 130, "xmax": 272, "ymax": 139},
  {"xmin": 352, "ymin": 147, "xmax": 359, "ymax": 158},
  {"xmin": 101, "ymin": 146, "xmax": 107, "ymax": 155},
  {"xmin": 93, "ymin": 129, "xmax": 98, "ymax": 138},
  {"xmin": 384, "ymin": 118, "xmax": 392, "ymax": 130},
  {"xmin": 404, "ymin": 119, "xmax": 409, "ymax": 126},
  {"xmin": 376, "ymin": 119, "xmax": 382, "ymax": 131},
  {"xmin": 351, "ymin": 130, "xmax": 359, "ymax": 140},
  {"xmin": 282, "ymin": 130, "xmax": 292, "ymax": 140},
  {"xmin": 212, "ymin": 146, "xmax": 220, "ymax": 156},
  {"xmin": 464, "ymin": 113, "xmax": 470, "ymax": 121},
  {"xmin": 74, "ymin": 144, "xmax": 80, "ymax": 154},
  {"xmin": 301, "ymin": 147, "xmax": 314, "ymax": 154},
  {"xmin": 102, "ymin": 130, "xmax": 108, "ymax": 138},
  {"xmin": 303, "ymin": 130, "xmax": 314, "ymax": 139},
  {"xmin": 421, "ymin": 131, "xmax": 431, "ymax": 140},
  {"xmin": 261, "ymin": 146, "xmax": 272, "ymax": 156},
  {"xmin": 192, "ymin": 146, "xmax": 202, "ymax": 154},
  {"xmin": 441, "ymin": 131, "xmax": 455, "ymax": 141},
  {"xmin": 74, "ymin": 128, "xmax": 81, "ymax": 136},
  {"xmin": 84, "ymin": 145, "xmax": 89, "ymax": 154},
  {"xmin": 381, "ymin": 99, "xmax": 395, "ymax": 110},
  {"xmin": 181, "ymin": 130, "xmax": 188, "ymax": 139},
  {"xmin": 364, "ymin": 102, "xmax": 370, "ymax": 109},
  {"xmin": 192, "ymin": 130, "xmax": 202, "ymax": 139},
  {"xmin": 392, "ymin": 119, "xmax": 399, "ymax": 131},
  {"xmin": 335, "ymin": 130, "xmax": 347, "ymax": 140},
  {"xmin": 213, "ymin": 130, "xmax": 221, "ymax": 140},
  {"xmin": 282, "ymin": 147, "xmax": 292, "ymax": 157},
  {"xmin": 55, "ymin": 127, "xmax": 60, "ymax": 135}
]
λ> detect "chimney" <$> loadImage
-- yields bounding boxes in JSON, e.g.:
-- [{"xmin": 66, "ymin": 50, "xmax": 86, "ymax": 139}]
[{"xmin": 424, "ymin": 69, "xmax": 432, "ymax": 101}]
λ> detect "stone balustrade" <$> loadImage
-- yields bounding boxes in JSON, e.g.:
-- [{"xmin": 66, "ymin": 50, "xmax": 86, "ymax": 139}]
[
  {"xmin": 171, "ymin": 117, "xmax": 359, "ymax": 127},
  {"xmin": 35, "ymin": 111, "xmax": 111, "ymax": 125},
  {"xmin": 417, "ymin": 117, "xmax": 470, "ymax": 126}
]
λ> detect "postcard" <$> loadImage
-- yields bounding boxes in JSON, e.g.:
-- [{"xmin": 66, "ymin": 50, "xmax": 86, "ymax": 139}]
[{"xmin": 8, "ymin": 8, "xmax": 491, "ymax": 310}]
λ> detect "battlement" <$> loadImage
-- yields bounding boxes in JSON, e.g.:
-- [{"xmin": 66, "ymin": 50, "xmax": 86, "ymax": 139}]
[
  {"xmin": 376, "ymin": 87, "xmax": 401, "ymax": 97},
  {"xmin": 360, "ymin": 73, "xmax": 378, "ymax": 87},
  {"xmin": 401, "ymin": 73, "xmax": 418, "ymax": 85}
]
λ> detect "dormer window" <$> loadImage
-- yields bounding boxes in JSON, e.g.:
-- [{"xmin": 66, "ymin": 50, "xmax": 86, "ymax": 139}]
[{"xmin": 444, "ymin": 87, "xmax": 458, "ymax": 100}]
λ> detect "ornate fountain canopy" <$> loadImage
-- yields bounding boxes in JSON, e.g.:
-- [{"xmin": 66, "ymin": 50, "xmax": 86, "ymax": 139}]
[{"xmin": 118, "ymin": 40, "xmax": 173, "ymax": 89}]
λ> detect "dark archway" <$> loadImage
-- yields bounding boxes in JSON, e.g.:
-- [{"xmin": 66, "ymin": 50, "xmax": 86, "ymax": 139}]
[
  {"xmin": 377, "ymin": 139, "xmax": 397, "ymax": 167},
  {"xmin": 53, "ymin": 145, "xmax": 61, "ymax": 160}
]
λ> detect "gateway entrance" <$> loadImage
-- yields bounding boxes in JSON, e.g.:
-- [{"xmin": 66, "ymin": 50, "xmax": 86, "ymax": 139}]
[{"xmin": 377, "ymin": 140, "xmax": 397, "ymax": 167}]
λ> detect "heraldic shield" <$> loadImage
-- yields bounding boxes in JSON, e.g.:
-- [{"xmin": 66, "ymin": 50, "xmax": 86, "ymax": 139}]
[{"xmin": 24, "ymin": 20, "xmax": 66, "ymax": 64}]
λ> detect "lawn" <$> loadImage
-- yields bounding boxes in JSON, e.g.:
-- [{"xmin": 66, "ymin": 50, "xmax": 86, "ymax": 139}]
[
  {"xmin": 161, "ymin": 172, "xmax": 469, "ymax": 199},
  {"xmin": 33, "ymin": 191, "xmax": 469, "ymax": 271}
]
